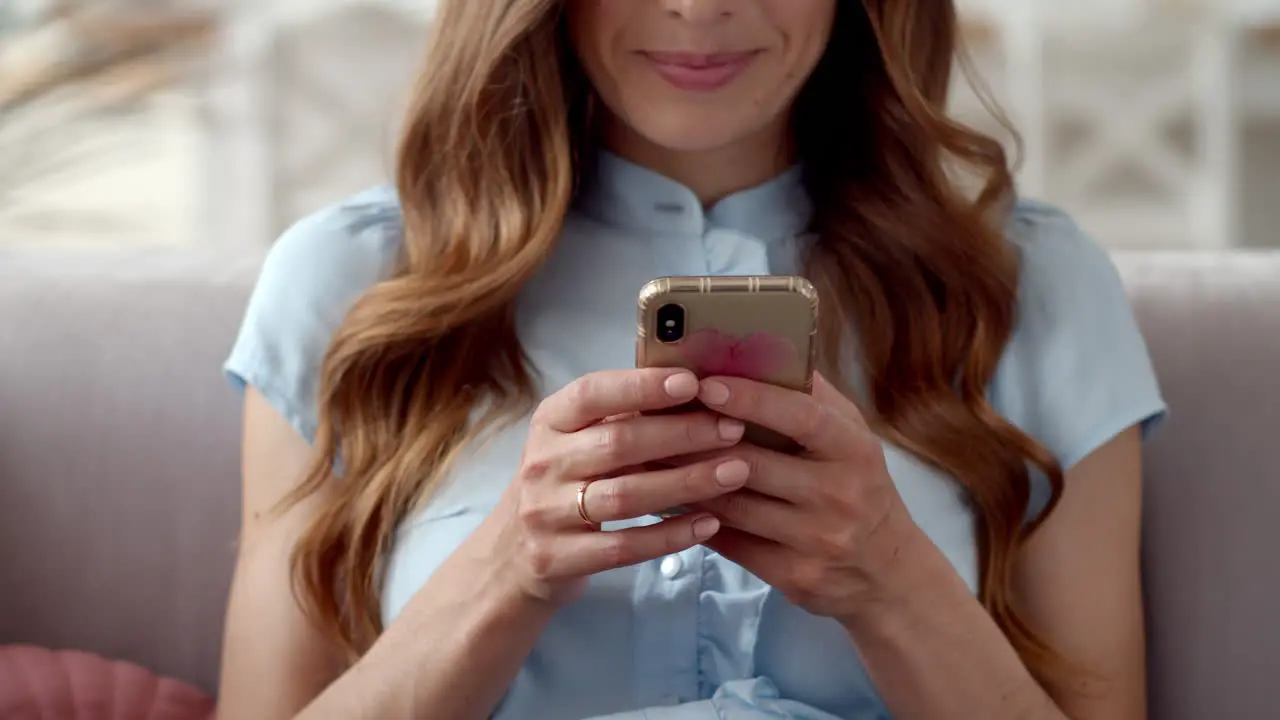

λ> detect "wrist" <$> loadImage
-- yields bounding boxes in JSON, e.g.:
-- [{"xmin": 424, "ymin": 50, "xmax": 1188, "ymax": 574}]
[
  {"xmin": 838, "ymin": 507, "xmax": 957, "ymax": 630},
  {"xmin": 407, "ymin": 529, "xmax": 561, "ymax": 636},
  {"xmin": 384, "ymin": 544, "xmax": 558, "ymax": 717}
]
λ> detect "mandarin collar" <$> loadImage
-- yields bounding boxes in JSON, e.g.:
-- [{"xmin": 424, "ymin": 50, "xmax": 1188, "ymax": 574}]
[{"xmin": 575, "ymin": 150, "xmax": 813, "ymax": 242}]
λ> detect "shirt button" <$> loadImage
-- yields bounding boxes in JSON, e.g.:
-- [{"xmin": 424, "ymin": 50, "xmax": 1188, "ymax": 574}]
[{"xmin": 659, "ymin": 554, "xmax": 683, "ymax": 578}]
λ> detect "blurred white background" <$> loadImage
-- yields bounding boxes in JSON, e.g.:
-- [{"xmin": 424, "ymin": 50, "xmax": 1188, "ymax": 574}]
[{"xmin": 1, "ymin": 0, "xmax": 1277, "ymax": 250}]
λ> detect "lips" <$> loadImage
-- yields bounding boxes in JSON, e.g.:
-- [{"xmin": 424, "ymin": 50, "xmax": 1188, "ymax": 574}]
[{"xmin": 641, "ymin": 51, "xmax": 760, "ymax": 92}]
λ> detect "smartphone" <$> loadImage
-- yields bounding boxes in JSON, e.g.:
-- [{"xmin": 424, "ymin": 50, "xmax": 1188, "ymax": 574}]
[{"xmin": 636, "ymin": 275, "xmax": 819, "ymax": 454}]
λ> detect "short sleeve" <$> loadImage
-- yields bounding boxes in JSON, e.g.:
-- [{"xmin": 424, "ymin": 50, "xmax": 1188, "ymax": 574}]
[
  {"xmin": 223, "ymin": 187, "xmax": 403, "ymax": 443},
  {"xmin": 991, "ymin": 201, "xmax": 1168, "ymax": 512}
]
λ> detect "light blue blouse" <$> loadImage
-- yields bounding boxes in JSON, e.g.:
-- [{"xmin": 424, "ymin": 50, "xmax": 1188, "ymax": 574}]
[{"xmin": 225, "ymin": 151, "xmax": 1166, "ymax": 720}]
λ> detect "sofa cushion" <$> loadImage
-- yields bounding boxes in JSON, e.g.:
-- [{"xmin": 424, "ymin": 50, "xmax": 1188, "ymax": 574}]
[
  {"xmin": 0, "ymin": 645, "xmax": 214, "ymax": 719},
  {"xmin": 0, "ymin": 248, "xmax": 1278, "ymax": 719},
  {"xmin": 1115, "ymin": 251, "xmax": 1280, "ymax": 720},
  {"xmin": 0, "ymin": 249, "xmax": 258, "ymax": 695}
]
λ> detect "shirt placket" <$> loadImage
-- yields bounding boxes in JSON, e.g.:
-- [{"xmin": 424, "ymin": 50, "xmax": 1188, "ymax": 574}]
[{"xmin": 631, "ymin": 546, "xmax": 704, "ymax": 708}]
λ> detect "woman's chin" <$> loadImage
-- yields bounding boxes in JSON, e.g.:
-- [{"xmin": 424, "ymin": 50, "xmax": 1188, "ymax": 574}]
[{"xmin": 625, "ymin": 112, "xmax": 761, "ymax": 155}]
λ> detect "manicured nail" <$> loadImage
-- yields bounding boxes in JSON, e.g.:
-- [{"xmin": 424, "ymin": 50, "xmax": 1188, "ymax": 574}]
[
  {"xmin": 701, "ymin": 379, "xmax": 731, "ymax": 406},
  {"xmin": 714, "ymin": 459, "xmax": 750, "ymax": 488},
  {"xmin": 665, "ymin": 372, "xmax": 699, "ymax": 398},
  {"xmin": 692, "ymin": 515, "xmax": 721, "ymax": 540},
  {"xmin": 717, "ymin": 417, "xmax": 745, "ymax": 442}
]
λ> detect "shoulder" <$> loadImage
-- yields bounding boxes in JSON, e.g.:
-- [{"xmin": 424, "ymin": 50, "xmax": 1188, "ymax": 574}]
[
  {"xmin": 1005, "ymin": 198, "xmax": 1125, "ymax": 317},
  {"xmin": 993, "ymin": 199, "xmax": 1166, "ymax": 492},
  {"xmin": 257, "ymin": 186, "xmax": 404, "ymax": 296},
  {"xmin": 223, "ymin": 187, "xmax": 404, "ymax": 442}
]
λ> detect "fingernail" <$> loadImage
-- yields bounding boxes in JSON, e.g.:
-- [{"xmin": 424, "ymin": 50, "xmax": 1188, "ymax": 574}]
[
  {"xmin": 665, "ymin": 372, "xmax": 699, "ymax": 399},
  {"xmin": 701, "ymin": 380, "xmax": 731, "ymax": 406},
  {"xmin": 692, "ymin": 515, "xmax": 721, "ymax": 540},
  {"xmin": 717, "ymin": 417, "xmax": 745, "ymax": 442},
  {"xmin": 714, "ymin": 459, "xmax": 750, "ymax": 488}
]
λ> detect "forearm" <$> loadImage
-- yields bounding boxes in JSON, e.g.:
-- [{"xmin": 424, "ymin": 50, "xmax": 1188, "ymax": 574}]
[
  {"xmin": 843, "ymin": 533, "xmax": 1066, "ymax": 720},
  {"xmin": 299, "ymin": 555, "xmax": 555, "ymax": 720}
]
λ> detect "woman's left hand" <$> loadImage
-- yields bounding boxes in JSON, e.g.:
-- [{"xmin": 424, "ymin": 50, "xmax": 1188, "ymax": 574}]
[{"xmin": 689, "ymin": 372, "xmax": 927, "ymax": 625}]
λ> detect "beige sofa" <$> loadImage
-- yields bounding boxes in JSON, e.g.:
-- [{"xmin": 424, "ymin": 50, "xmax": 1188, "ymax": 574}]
[{"xmin": 1, "ymin": 248, "xmax": 1277, "ymax": 718}]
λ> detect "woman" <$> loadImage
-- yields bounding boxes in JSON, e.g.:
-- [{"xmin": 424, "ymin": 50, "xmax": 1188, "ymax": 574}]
[{"xmin": 219, "ymin": 1, "xmax": 1166, "ymax": 718}]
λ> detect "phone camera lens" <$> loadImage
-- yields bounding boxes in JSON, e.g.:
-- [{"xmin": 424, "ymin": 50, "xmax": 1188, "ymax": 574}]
[{"xmin": 656, "ymin": 304, "xmax": 685, "ymax": 343}]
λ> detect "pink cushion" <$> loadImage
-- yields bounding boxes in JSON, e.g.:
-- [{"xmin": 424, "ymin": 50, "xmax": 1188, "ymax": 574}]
[{"xmin": 0, "ymin": 646, "xmax": 215, "ymax": 719}]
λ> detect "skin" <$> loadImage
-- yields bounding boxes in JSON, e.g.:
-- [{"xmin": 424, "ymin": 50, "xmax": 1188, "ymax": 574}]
[
  {"xmin": 568, "ymin": 0, "xmax": 834, "ymax": 203},
  {"xmin": 218, "ymin": 1, "xmax": 1147, "ymax": 718},
  {"xmin": 688, "ymin": 375, "xmax": 1146, "ymax": 719}
]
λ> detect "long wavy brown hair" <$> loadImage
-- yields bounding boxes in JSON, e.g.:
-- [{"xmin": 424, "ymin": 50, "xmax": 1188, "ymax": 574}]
[{"xmin": 283, "ymin": 0, "xmax": 1070, "ymax": 688}]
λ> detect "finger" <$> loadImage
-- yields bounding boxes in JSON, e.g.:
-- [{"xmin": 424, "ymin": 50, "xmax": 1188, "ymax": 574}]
[
  {"xmin": 647, "ymin": 446, "xmax": 812, "ymax": 504},
  {"xmin": 558, "ymin": 411, "xmax": 745, "ymax": 479},
  {"xmin": 597, "ymin": 413, "xmax": 645, "ymax": 478},
  {"xmin": 655, "ymin": 445, "xmax": 815, "ymax": 504},
  {"xmin": 701, "ymin": 527, "xmax": 789, "ymax": 584},
  {"xmin": 811, "ymin": 372, "xmax": 869, "ymax": 428},
  {"xmin": 554, "ymin": 513, "xmax": 722, "ymax": 577},
  {"xmin": 535, "ymin": 369, "xmax": 700, "ymax": 433},
  {"xmin": 693, "ymin": 490, "xmax": 808, "ymax": 548},
  {"xmin": 696, "ymin": 376, "xmax": 856, "ymax": 458},
  {"xmin": 581, "ymin": 458, "xmax": 751, "ymax": 524}
]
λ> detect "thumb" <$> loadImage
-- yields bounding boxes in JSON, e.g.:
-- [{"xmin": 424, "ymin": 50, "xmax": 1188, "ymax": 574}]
[{"xmin": 811, "ymin": 372, "xmax": 868, "ymax": 428}]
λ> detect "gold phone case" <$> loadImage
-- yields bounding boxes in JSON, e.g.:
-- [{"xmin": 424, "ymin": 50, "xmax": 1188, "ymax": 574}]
[{"xmin": 636, "ymin": 275, "xmax": 819, "ymax": 454}]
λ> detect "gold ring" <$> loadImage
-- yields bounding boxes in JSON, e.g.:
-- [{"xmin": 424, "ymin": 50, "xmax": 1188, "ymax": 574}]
[{"xmin": 576, "ymin": 480, "xmax": 597, "ymax": 526}]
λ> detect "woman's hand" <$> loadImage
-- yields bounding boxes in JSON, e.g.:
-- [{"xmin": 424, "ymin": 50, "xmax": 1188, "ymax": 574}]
[
  {"xmin": 478, "ymin": 368, "xmax": 753, "ymax": 607},
  {"xmin": 689, "ymin": 372, "xmax": 927, "ymax": 624}
]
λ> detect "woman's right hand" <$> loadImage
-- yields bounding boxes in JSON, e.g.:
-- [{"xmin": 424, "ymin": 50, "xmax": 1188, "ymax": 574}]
[{"xmin": 479, "ymin": 368, "xmax": 751, "ymax": 606}]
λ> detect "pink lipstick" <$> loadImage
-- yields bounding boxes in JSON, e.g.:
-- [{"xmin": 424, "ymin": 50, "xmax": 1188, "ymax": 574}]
[{"xmin": 642, "ymin": 51, "xmax": 760, "ymax": 92}]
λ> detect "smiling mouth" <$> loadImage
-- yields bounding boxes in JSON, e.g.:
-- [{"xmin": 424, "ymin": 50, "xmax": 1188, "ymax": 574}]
[{"xmin": 640, "ymin": 51, "xmax": 762, "ymax": 92}]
